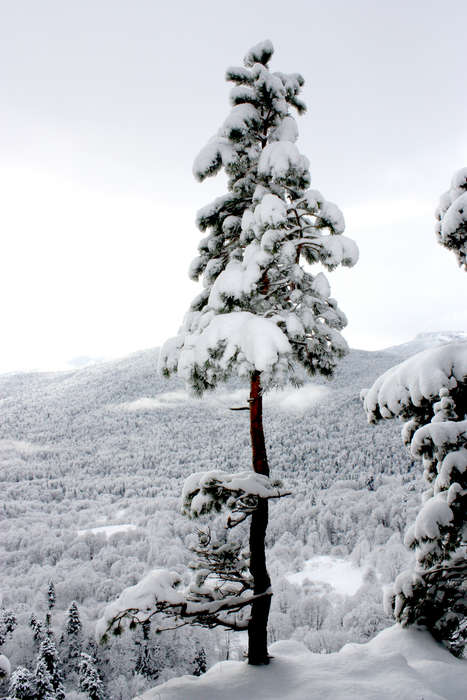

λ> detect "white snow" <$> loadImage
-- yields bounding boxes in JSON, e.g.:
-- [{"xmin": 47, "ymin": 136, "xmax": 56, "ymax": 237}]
[
  {"xmin": 265, "ymin": 384, "xmax": 331, "ymax": 412},
  {"xmin": 321, "ymin": 234, "xmax": 359, "ymax": 267},
  {"xmin": 363, "ymin": 342, "xmax": 467, "ymax": 419},
  {"xmin": 0, "ymin": 439, "xmax": 50, "ymax": 455},
  {"xmin": 244, "ymin": 39, "xmax": 274, "ymax": 67},
  {"xmin": 116, "ymin": 392, "xmax": 189, "ymax": 411},
  {"xmin": 441, "ymin": 191, "xmax": 467, "ymax": 237},
  {"xmin": 77, "ymin": 524, "xmax": 137, "ymax": 539},
  {"xmin": 182, "ymin": 470, "xmax": 287, "ymax": 518},
  {"xmin": 286, "ymin": 555, "xmax": 366, "ymax": 596},
  {"xmin": 192, "ymin": 137, "xmax": 235, "ymax": 181},
  {"xmin": 208, "ymin": 243, "xmax": 272, "ymax": 309},
  {"xmin": 269, "ymin": 115, "xmax": 298, "ymax": 143},
  {"xmin": 258, "ymin": 142, "xmax": 309, "ymax": 181},
  {"xmin": 221, "ymin": 104, "xmax": 260, "ymax": 138},
  {"xmin": 135, "ymin": 625, "xmax": 467, "ymax": 700},
  {"xmin": 253, "ymin": 194, "xmax": 287, "ymax": 227},
  {"xmin": 177, "ymin": 311, "xmax": 291, "ymax": 376},
  {"xmin": 96, "ymin": 569, "xmax": 184, "ymax": 640}
]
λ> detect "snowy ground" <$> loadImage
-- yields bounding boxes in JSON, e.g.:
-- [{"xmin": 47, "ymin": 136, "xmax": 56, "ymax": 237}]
[
  {"xmin": 286, "ymin": 555, "xmax": 366, "ymax": 595},
  {"xmin": 136, "ymin": 626, "xmax": 466, "ymax": 700}
]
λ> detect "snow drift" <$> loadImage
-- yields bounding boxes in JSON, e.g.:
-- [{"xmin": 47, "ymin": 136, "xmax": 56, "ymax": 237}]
[{"xmin": 135, "ymin": 625, "xmax": 466, "ymax": 700}]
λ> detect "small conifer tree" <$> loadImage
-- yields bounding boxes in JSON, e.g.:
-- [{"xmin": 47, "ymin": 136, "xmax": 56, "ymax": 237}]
[
  {"xmin": 29, "ymin": 614, "xmax": 44, "ymax": 652},
  {"xmin": 8, "ymin": 666, "xmax": 36, "ymax": 700},
  {"xmin": 47, "ymin": 582, "xmax": 56, "ymax": 612},
  {"xmin": 65, "ymin": 602, "xmax": 81, "ymax": 637},
  {"xmin": 61, "ymin": 601, "xmax": 83, "ymax": 676},
  {"xmin": 192, "ymin": 647, "xmax": 207, "ymax": 676},
  {"xmin": 34, "ymin": 633, "xmax": 65, "ymax": 700},
  {"xmin": 79, "ymin": 653, "xmax": 105, "ymax": 700}
]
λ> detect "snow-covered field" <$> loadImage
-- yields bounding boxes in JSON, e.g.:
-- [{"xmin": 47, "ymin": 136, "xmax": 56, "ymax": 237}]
[
  {"xmin": 286, "ymin": 555, "xmax": 366, "ymax": 596},
  {"xmin": 77, "ymin": 523, "xmax": 138, "ymax": 539},
  {"xmin": 137, "ymin": 626, "xmax": 467, "ymax": 700}
]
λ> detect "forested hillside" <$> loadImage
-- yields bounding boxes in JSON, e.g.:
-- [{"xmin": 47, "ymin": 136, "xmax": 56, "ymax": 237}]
[{"xmin": 0, "ymin": 333, "xmax": 461, "ymax": 698}]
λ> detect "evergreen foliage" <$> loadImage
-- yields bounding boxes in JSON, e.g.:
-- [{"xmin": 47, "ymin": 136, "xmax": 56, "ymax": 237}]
[
  {"xmin": 435, "ymin": 167, "xmax": 467, "ymax": 269},
  {"xmin": 160, "ymin": 39, "xmax": 357, "ymax": 393},
  {"xmin": 79, "ymin": 653, "xmax": 105, "ymax": 700},
  {"xmin": 29, "ymin": 614, "xmax": 44, "ymax": 648},
  {"xmin": 8, "ymin": 666, "xmax": 36, "ymax": 700},
  {"xmin": 156, "ymin": 38, "xmax": 356, "ymax": 665},
  {"xmin": 0, "ymin": 608, "xmax": 17, "ymax": 647},
  {"xmin": 61, "ymin": 602, "xmax": 83, "ymax": 676},
  {"xmin": 192, "ymin": 647, "xmax": 207, "ymax": 676},
  {"xmin": 47, "ymin": 581, "xmax": 56, "ymax": 611},
  {"xmin": 363, "ymin": 177, "xmax": 467, "ymax": 656},
  {"xmin": 34, "ymin": 633, "xmax": 65, "ymax": 700}
]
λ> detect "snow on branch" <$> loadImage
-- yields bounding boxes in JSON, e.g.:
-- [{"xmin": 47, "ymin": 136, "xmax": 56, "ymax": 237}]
[
  {"xmin": 96, "ymin": 567, "xmax": 268, "ymax": 640},
  {"xmin": 174, "ymin": 311, "xmax": 293, "ymax": 390},
  {"xmin": 362, "ymin": 342, "xmax": 467, "ymax": 423},
  {"xmin": 182, "ymin": 470, "xmax": 290, "ymax": 524},
  {"xmin": 435, "ymin": 167, "xmax": 467, "ymax": 269},
  {"xmin": 244, "ymin": 39, "xmax": 274, "ymax": 67}
]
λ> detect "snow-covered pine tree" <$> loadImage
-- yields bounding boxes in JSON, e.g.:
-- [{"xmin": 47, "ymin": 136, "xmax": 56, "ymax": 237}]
[
  {"xmin": 159, "ymin": 39, "xmax": 357, "ymax": 664},
  {"xmin": 0, "ymin": 607, "xmax": 16, "ymax": 648},
  {"xmin": 47, "ymin": 582, "xmax": 55, "ymax": 612},
  {"xmin": 362, "ymin": 168, "xmax": 467, "ymax": 656},
  {"xmin": 62, "ymin": 601, "xmax": 82, "ymax": 676},
  {"xmin": 29, "ymin": 614, "xmax": 43, "ymax": 650},
  {"xmin": 65, "ymin": 602, "xmax": 81, "ymax": 637},
  {"xmin": 192, "ymin": 647, "xmax": 207, "ymax": 676},
  {"xmin": 79, "ymin": 653, "xmax": 104, "ymax": 700},
  {"xmin": 34, "ymin": 633, "xmax": 65, "ymax": 700},
  {"xmin": 435, "ymin": 167, "xmax": 467, "ymax": 269},
  {"xmin": 34, "ymin": 657, "xmax": 55, "ymax": 700},
  {"xmin": 8, "ymin": 666, "xmax": 36, "ymax": 700}
]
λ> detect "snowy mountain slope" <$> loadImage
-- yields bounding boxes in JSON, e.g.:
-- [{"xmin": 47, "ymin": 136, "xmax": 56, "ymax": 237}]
[
  {"xmin": 137, "ymin": 626, "xmax": 467, "ymax": 700},
  {"xmin": 0, "ymin": 334, "xmax": 460, "ymax": 697},
  {"xmin": 384, "ymin": 331, "xmax": 467, "ymax": 359}
]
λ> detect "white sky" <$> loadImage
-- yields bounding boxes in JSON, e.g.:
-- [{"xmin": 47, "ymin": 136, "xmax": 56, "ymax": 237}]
[{"xmin": 1, "ymin": 0, "xmax": 466, "ymax": 372}]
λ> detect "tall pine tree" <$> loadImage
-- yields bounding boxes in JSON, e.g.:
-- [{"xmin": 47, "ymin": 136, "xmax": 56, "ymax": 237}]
[{"xmin": 159, "ymin": 40, "xmax": 357, "ymax": 664}]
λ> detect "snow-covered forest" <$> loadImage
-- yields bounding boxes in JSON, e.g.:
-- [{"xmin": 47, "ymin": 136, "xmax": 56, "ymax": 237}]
[
  {"xmin": 1, "ymin": 331, "xmax": 466, "ymax": 698},
  {"xmin": 1, "ymin": 20, "xmax": 466, "ymax": 700}
]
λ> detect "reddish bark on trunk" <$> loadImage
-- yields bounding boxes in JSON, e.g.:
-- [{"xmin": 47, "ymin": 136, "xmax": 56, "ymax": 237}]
[{"xmin": 248, "ymin": 370, "xmax": 272, "ymax": 665}]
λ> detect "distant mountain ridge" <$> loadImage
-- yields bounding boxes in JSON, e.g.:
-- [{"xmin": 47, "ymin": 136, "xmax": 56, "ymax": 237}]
[{"xmin": 383, "ymin": 330, "xmax": 467, "ymax": 358}]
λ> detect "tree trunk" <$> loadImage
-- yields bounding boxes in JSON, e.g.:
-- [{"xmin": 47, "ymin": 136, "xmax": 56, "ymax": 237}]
[{"xmin": 248, "ymin": 370, "xmax": 271, "ymax": 665}]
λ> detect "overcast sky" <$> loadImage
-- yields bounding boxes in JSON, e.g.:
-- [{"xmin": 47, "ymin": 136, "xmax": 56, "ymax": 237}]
[{"xmin": 1, "ymin": 0, "xmax": 466, "ymax": 372}]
